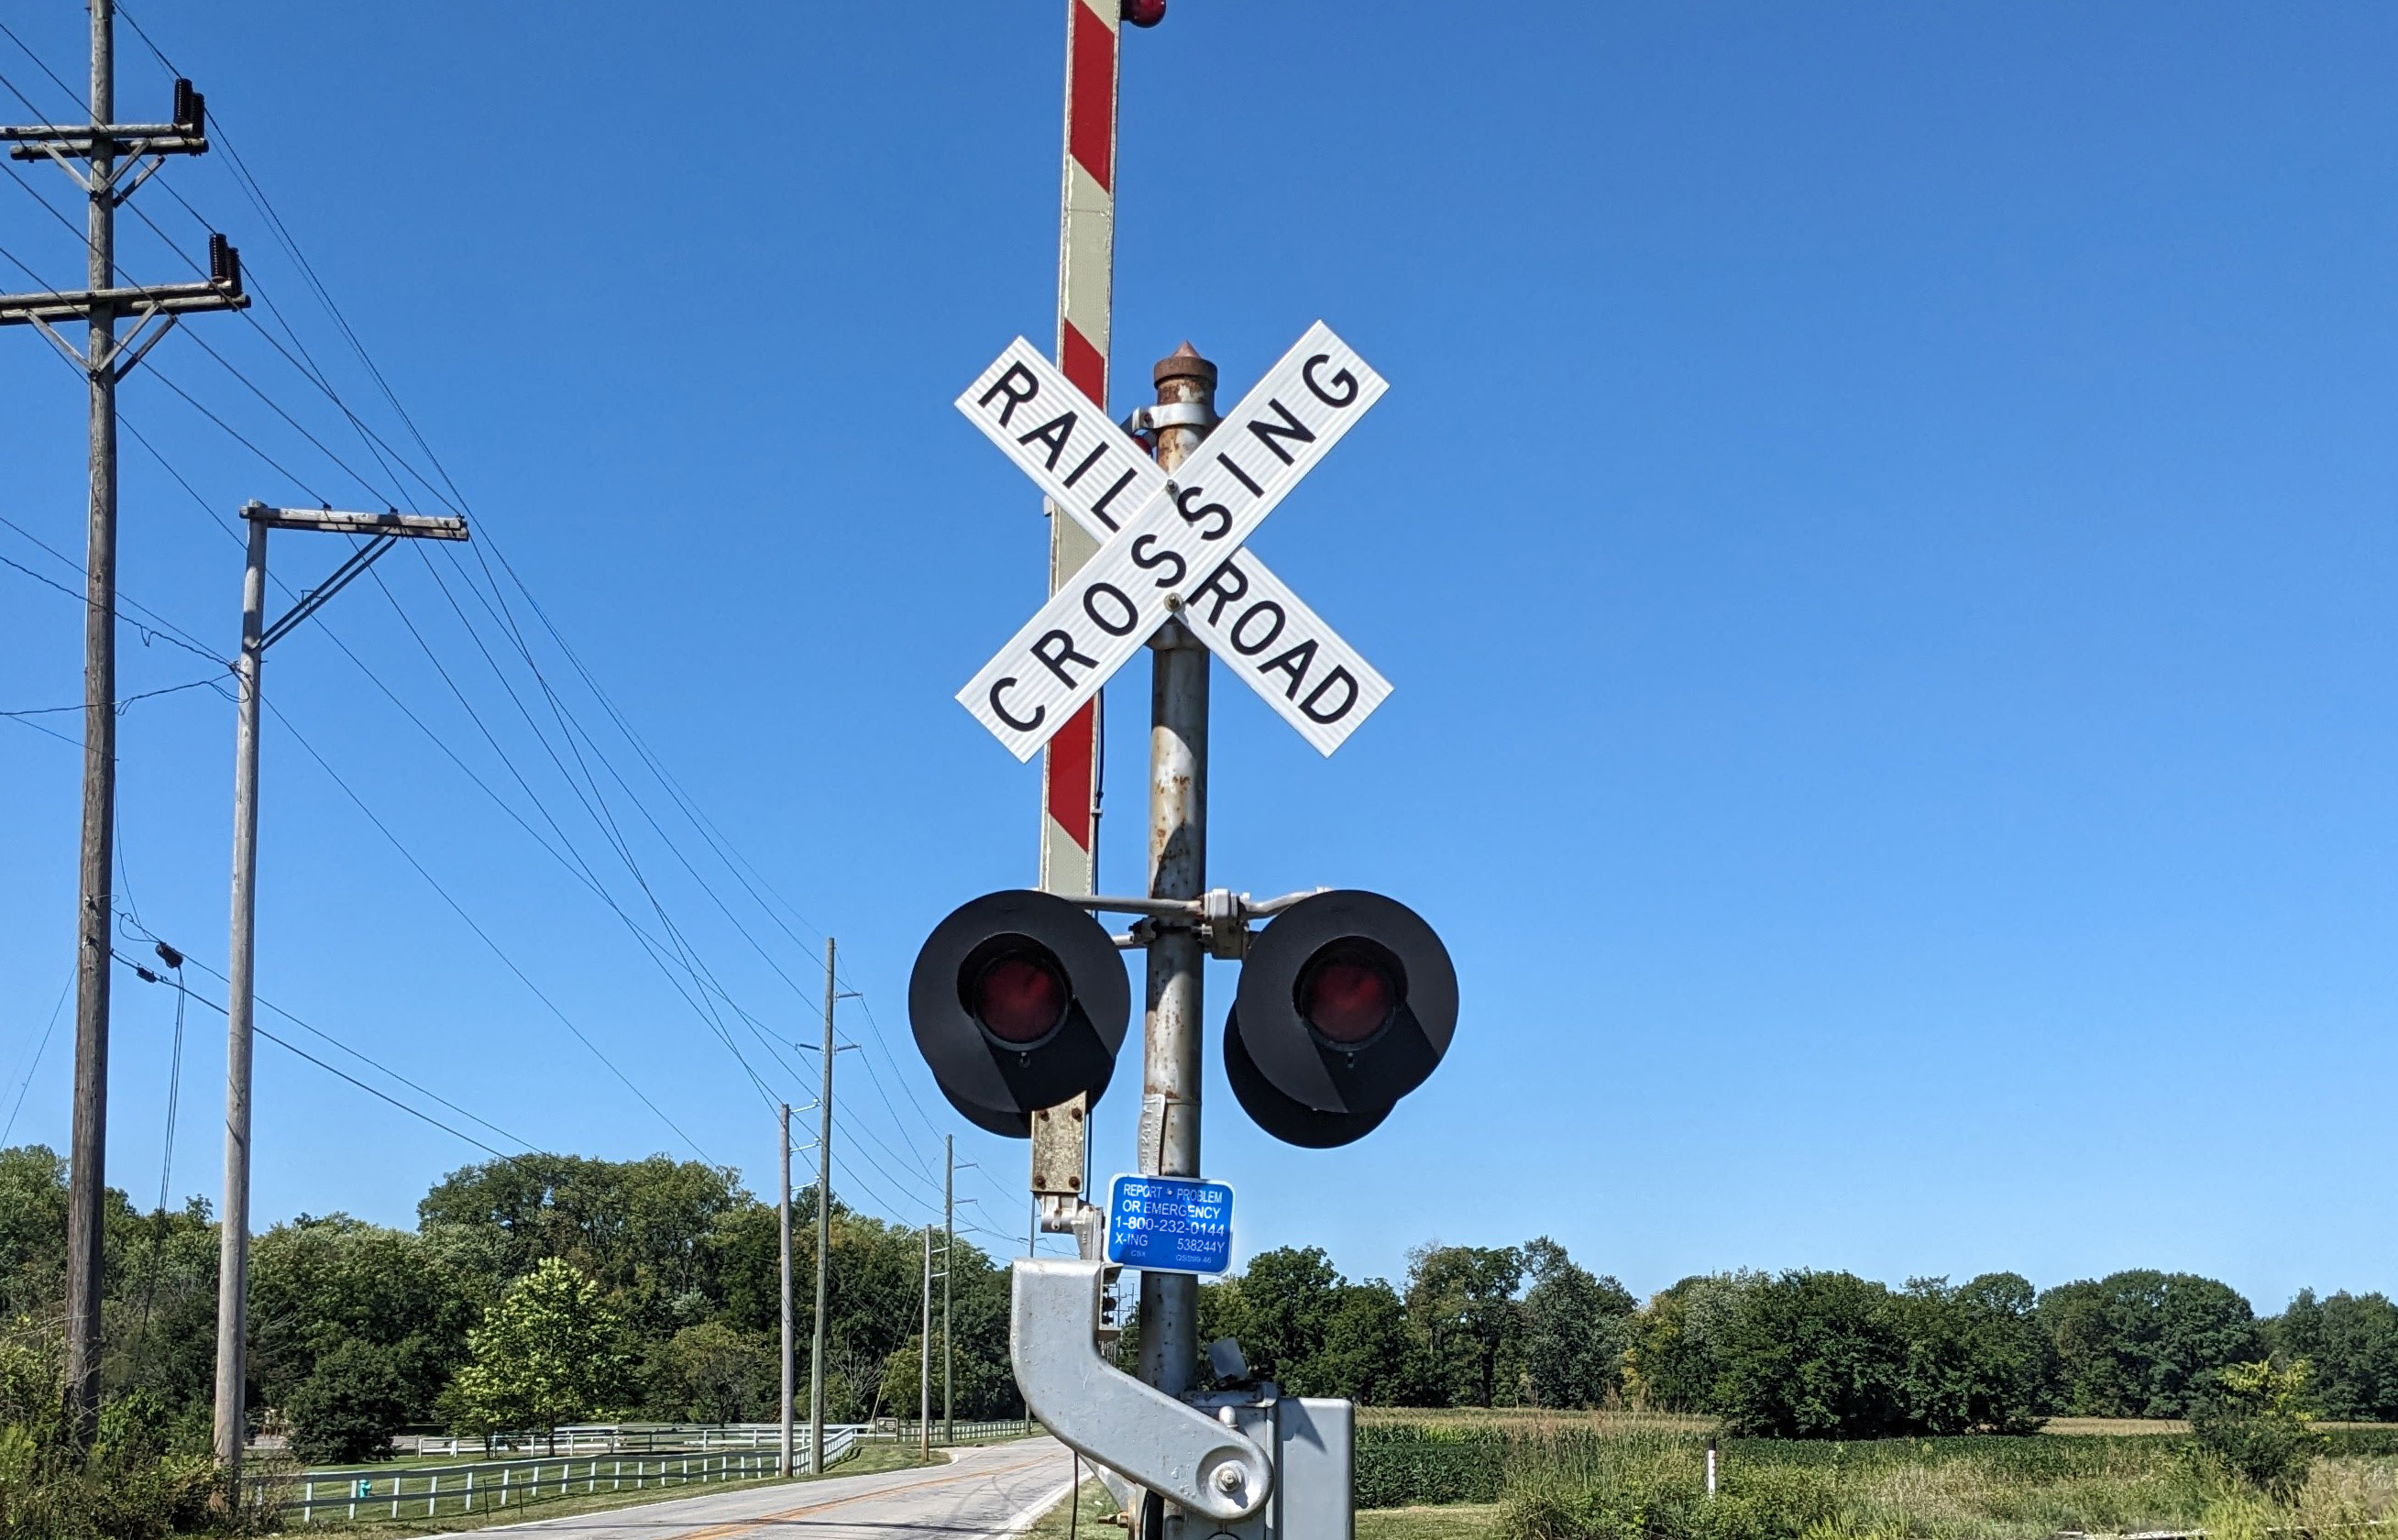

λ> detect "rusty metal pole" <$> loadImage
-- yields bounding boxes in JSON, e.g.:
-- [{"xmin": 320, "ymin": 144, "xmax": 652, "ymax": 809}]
[{"xmin": 1136, "ymin": 344, "xmax": 1217, "ymax": 1402}]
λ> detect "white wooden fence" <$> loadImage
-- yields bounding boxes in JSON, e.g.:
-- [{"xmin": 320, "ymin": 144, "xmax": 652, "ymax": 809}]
[
  {"xmin": 410, "ymin": 1421, "xmax": 866, "ymax": 1458},
  {"xmin": 264, "ymin": 1448, "xmax": 779, "ymax": 1524},
  {"xmin": 258, "ymin": 1426, "xmax": 865, "ymax": 1525}
]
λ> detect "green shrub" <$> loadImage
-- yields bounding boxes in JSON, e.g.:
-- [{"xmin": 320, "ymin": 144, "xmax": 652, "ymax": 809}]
[
  {"xmin": 2190, "ymin": 1358, "xmax": 2326, "ymax": 1500},
  {"xmin": 287, "ymin": 1338, "xmax": 410, "ymax": 1464}
]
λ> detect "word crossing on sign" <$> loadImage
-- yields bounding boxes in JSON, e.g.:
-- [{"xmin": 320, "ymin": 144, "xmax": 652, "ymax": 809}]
[
  {"xmin": 1105, "ymin": 1172, "xmax": 1235, "ymax": 1276},
  {"xmin": 956, "ymin": 323, "xmax": 1392, "ymax": 759}
]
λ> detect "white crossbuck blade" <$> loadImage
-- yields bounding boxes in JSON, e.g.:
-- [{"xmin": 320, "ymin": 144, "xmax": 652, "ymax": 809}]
[{"xmin": 955, "ymin": 323, "xmax": 1392, "ymax": 760}]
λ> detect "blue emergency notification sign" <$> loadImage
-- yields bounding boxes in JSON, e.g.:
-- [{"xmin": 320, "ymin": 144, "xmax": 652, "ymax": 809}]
[{"xmin": 1106, "ymin": 1173, "xmax": 1235, "ymax": 1275}]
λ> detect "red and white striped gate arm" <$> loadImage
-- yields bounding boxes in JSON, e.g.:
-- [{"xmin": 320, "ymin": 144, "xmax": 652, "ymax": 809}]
[{"xmin": 1039, "ymin": 0, "xmax": 1123, "ymax": 896}]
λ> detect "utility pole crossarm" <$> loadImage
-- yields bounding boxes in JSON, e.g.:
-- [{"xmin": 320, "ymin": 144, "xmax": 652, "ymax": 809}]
[
  {"xmin": 242, "ymin": 502, "xmax": 469, "ymax": 540},
  {"xmin": 0, "ymin": 279, "xmax": 246, "ymax": 324}
]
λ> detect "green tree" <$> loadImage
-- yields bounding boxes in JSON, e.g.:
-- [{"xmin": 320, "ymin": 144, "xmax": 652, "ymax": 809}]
[
  {"xmin": 1624, "ymin": 1271, "xmax": 1759, "ymax": 1414},
  {"xmin": 1520, "ymin": 1238, "xmax": 1634, "ymax": 1409},
  {"xmin": 2038, "ymin": 1270, "xmax": 2263, "ymax": 1417},
  {"xmin": 1202, "ymin": 1248, "xmax": 1430, "ymax": 1404},
  {"xmin": 1404, "ymin": 1244, "xmax": 1524, "ymax": 1406},
  {"xmin": 1717, "ymin": 1270, "xmax": 1910, "ymax": 1439},
  {"xmin": 248, "ymin": 1215, "xmax": 477, "ymax": 1437},
  {"xmin": 1896, "ymin": 1273, "xmax": 2049, "ymax": 1435},
  {"xmin": 2271, "ymin": 1290, "xmax": 2398, "ymax": 1422},
  {"xmin": 1311, "ymin": 1280, "xmax": 1425, "ymax": 1404},
  {"xmin": 2193, "ymin": 1358, "xmax": 2327, "ymax": 1499},
  {"xmin": 283, "ymin": 1341, "xmax": 409, "ymax": 1464},
  {"xmin": 446, "ymin": 1259, "xmax": 627, "ymax": 1450},
  {"xmin": 418, "ymin": 1153, "xmax": 748, "ymax": 1338},
  {"xmin": 644, "ymin": 1320, "xmax": 777, "ymax": 1424},
  {"xmin": 1208, "ymin": 1247, "xmax": 1341, "ymax": 1387}
]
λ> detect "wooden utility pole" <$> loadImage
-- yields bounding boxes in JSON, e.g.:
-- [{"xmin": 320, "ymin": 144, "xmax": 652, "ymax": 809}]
[
  {"xmin": 808, "ymin": 938, "xmax": 836, "ymax": 1474},
  {"xmin": 779, "ymin": 1102, "xmax": 794, "ymax": 1478},
  {"xmin": 63, "ymin": 3, "xmax": 119, "ymax": 1439},
  {"xmin": 0, "ymin": 8, "xmax": 243, "ymax": 1439},
  {"xmin": 3, "ymin": 3, "xmax": 246, "ymax": 1439},
  {"xmin": 943, "ymin": 1134, "xmax": 954, "ymax": 1444},
  {"xmin": 214, "ymin": 504, "xmax": 464, "ymax": 1475},
  {"xmin": 918, "ymin": 1225, "xmax": 932, "ymax": 1463}
]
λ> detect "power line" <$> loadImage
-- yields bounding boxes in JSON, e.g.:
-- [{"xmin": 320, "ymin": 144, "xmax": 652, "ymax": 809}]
[
  {"xmin": 112, "ymin": 911, "xmax": 535, "ymax": 1155},
  {"xmin": 113, "ymin": 951, "xmax": 521, "ymax": 1163},
  {"xmin": 256, "ymin": 690, "xmax": 713, "ymax": 1161},
  {"xmin": 1, "ymin": 970, "xmax": 72, "ymax": 1144},
  {"xmin": 1, "ymin": 676, "xmax": 220, "ymax": 719}
]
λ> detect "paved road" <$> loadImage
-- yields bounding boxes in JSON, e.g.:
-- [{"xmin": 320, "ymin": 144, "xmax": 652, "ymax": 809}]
[{"xmin": 456, "ymin": 1439, "xmax": 1082, "ymax": 1540}]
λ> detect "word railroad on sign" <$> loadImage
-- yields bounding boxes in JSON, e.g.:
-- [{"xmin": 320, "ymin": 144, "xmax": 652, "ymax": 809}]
[{"xmin": 956, "ymin": 322, "xmax": 1392, "ymax": 758}]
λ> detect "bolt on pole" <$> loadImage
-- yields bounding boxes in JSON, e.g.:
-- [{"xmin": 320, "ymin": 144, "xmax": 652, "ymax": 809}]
[{"xmin": 1136, "ymin": 343, "xmax": 1218, "ymax": 1402}]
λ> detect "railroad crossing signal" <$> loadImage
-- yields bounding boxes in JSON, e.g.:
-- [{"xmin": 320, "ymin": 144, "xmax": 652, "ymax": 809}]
[
  {"xmin": 908, "ymin": 885, "xmax": 1453, "ymax": 1150},
  {"xmin": 955, "ymin": 323, "xmax": 1393, "ymax": 758},
  {"xmin": 908, "ymin": 889, "xmax": 1130, "ymax": 1137},
  {"xmin": 1225, "ymin": 890, "xmax": 1458, "ymax": 1149}
]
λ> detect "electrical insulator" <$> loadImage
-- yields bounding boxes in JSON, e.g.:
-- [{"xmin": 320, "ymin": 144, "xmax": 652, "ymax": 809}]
[{"xmin": 208, "ymin": 234, "xmax": 241, "ymax": 294}]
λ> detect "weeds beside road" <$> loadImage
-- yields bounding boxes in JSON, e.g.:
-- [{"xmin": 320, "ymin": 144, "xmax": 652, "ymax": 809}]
[{"xmin": 1356, "ymin": 1414, "xmax": 2398, "ymax": 1540}]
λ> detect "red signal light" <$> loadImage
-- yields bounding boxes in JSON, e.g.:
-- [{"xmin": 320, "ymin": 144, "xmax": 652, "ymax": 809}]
[
  {"xmin": 972, "ymin": 951, "xmax": 1068, "ymax": 1044},
  {"xmin": 1296, "ymin": 942, "xmax": 1402, "ymax": 1045},
  {"xmin": 1122, "ymin": 0, "xmax": 1167, "ymax": 27}
]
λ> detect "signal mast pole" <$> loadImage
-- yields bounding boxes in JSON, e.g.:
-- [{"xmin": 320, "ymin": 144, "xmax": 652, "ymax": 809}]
[
  {"xmin": 0, "ymin": 0, "xmax": 244, "ymax": 1443},
  {"xmin": 1135, "ymin": 346, "xmax": 1216, "ymax": 1402}
]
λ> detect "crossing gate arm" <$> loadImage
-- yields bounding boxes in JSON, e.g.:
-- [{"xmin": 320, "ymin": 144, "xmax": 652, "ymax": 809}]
[{"xmin": 1012, "ymin": 1258, "xmax": 1270, "ymax": 1522}]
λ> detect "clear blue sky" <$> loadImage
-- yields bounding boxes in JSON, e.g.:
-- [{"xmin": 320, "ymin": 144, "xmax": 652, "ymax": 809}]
[{"xmin": 3, "ymin": 3, "xmax": 2393, "ymax": 1311}]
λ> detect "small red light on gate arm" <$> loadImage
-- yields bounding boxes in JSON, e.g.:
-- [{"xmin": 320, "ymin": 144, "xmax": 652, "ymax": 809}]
[{"xmin": 1122, "ymin": 0, "xmax": 1167, "ymax": 28}]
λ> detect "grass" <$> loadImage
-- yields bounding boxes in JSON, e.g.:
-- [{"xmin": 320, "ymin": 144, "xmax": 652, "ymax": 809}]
[
  {"xmin": 1024, "ymin": 1476, "xmax": 1126, "ymax": 1540},
  {"xmin": 1352, "ymin": 1414, "xmax": 2398, "ymax": 1540},
  {"xmin": 255, "ymin": 1439, "xmax": 950, "ymax": 1534},
  {"xmin": 1358, "ymin": 1504, "xmax": 1505, "ymax": 1540}
]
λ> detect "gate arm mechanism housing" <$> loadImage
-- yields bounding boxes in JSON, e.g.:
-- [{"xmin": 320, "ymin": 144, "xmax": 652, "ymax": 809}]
[{"xmin": 1013, "ymin": 1259, "xmax": 1271, "ymax": 1522}]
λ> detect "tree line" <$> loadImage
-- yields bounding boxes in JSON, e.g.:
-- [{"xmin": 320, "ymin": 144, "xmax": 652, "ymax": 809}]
[
  {"xmin": 8, "ymin": 1140, "xmax": 2396, "ymax": 1464},
  {"xmin": 1196, "ymin": 1242, "xmax": 2398, "ymax": 1436},
  {"xmin": 0, "ymin": 1144, "xmax": 1015, "ymax": 1464}
]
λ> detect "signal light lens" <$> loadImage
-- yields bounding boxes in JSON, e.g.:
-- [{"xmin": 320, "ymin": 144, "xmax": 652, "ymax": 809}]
[
  {"xmin": 1297, "ymin": 942, "xmax": 1401, "ymax": 1045},
  {"xmin": 970, "ymin": 948, "xmax": 1068, "ymax": 1044}
]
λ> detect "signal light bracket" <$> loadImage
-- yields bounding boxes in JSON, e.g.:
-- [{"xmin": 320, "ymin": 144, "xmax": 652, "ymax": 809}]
[{"xmin": 1059, "ymin": 885, "xmax": 1326, "ymax": 962}]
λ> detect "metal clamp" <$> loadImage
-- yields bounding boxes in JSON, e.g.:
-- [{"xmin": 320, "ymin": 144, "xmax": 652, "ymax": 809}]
[
  {"xmin": 1122, "ymin": 402, "xmax": 1219, "ymax": 435},
  {"xmin": 1066, "ymin": 887, "xmax": 1327, "ymax": 959},
  {"xmin": 1013, "ymin": 1259, "xmax": 1271, "ymax": 1522}
]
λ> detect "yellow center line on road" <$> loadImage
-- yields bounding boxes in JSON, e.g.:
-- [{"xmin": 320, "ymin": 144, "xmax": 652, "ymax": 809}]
[{"xmin": 661, "ymin": 1449, "xmax": 1065, "ymax": 1540}]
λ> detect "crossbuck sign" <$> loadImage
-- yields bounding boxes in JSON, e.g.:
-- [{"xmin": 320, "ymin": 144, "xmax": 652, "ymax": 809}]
[{"xmin": 956, "ymin": 323, "xmax": 1392, "ymax": 759}]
